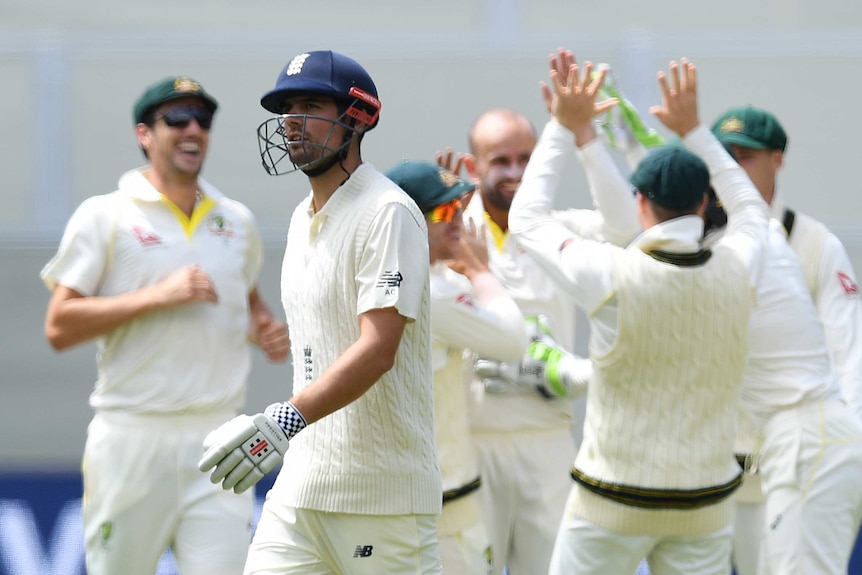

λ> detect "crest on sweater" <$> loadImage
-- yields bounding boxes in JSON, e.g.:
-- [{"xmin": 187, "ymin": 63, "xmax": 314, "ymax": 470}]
[{"xmin": 303, "ymin": 345, "xmax": 313, "ymax": 382}]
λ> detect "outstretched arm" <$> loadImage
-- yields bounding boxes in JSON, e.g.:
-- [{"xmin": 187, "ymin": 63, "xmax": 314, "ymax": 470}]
[
  {"xmin": 510, "ymin": 49, "xmax": 620, "ymax": 312},
  {"xmin": 650, "ymin": 58, "xmax": 768, "ymax": 282}
]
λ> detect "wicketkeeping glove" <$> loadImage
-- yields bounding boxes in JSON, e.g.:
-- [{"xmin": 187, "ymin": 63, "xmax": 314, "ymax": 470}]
[
  {"xmin": 593, "ymin": 67, "xmax": 665, "ymax": 153},
  {"xmin": 475, "ymin": 315, "xmax": 591, "ymax": 399},
  {"xmin": 198, "ymin": 401, "xmax": 306, "ymax": 494}
]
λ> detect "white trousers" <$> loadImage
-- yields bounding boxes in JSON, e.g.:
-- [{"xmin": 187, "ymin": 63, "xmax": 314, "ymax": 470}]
[
  {"xmin": 549, "ymin": 516, "xmax": 733, "ymax": 575},
  {"xmin": 245, "ymin": 497, "xmax": 442, "ymax": 575},
  {"xmin": 758, "ymin": 398, "xmax": 862, "ymax": 575},
  {"xmin": 473, "ymin": 426, "xmax": 576, "ymax": 575},
  {"xmin": 83, "ymin": 410, "xmax": 253, "ymax": 575},
  {"xmin": 438, "ymin": 492, "xmax": 493, "ymax": 575}
]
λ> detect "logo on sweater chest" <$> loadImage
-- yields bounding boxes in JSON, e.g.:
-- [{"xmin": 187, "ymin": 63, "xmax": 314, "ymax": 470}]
[
  {"xmin": 131, "ymin": 226, "xmax": 162, "ymax": 246},
  {"xmin": 208, "ymin": 213, "xmax": 234, "ymax": 239}
]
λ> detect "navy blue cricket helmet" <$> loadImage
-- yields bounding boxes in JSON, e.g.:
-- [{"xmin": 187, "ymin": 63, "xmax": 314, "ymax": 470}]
[
  {"xmin": 257, "ymin": 50, "xmax": 381, "ymax": 176},
  {"xmin": 260, "ymin": 51, "xmax": 380, "ymax": 129}
]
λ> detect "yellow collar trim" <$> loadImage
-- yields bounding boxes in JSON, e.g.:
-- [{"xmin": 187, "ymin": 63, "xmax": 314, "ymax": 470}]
[
  {"xmin": 161, "ymin": 194, "xmax": 217, "ymax": 239},
  {"xmin": 483, "ymin": 211, "xmax": 508, "ymax": 253}
]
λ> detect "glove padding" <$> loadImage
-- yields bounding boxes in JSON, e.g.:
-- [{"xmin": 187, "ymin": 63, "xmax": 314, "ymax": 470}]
[
  {"xmin": 476, "ymin": 315, "xmax": 591, "ymax": 399},
  {"xmin": 198, "ymin": 412, "xmax": 289, "ymax": 494}
]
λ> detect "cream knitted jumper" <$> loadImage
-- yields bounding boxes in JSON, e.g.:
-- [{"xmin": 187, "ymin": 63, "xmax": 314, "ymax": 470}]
[
  {"xmin": 272, "ymin": 163, "xmax": 441, "ymax": 516},
  {"xmin": 571, "ymin": 243, "xmax": 751, "ymax": 534}
]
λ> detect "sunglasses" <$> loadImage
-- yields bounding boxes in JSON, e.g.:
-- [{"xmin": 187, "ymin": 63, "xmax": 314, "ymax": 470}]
[
  {"xmin": 427, "ymin": 198, "xmax": 462, "ymax": 224},
  {"xmin": 155, "ymin": 107, "xmax": 214, "ymax": 130}
]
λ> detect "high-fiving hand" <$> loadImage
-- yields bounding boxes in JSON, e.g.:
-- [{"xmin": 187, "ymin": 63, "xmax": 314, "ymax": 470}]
[
  {"xmin": 649, "ymin": 58, "xmax": 700, "ymax": 138},
  {"xmin": 540, "ymin": 47, "xmax": 618, "ymax": 146}
]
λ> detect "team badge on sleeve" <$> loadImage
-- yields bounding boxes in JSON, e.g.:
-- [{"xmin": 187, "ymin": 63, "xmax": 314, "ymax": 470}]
[{"xmin": 838, "ymin": 271, "xmax": 859, "ymax": 296}]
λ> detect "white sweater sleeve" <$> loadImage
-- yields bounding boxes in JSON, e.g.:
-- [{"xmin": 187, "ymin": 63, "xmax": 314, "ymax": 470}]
[
  {"xmin": 815, "ymin": 234, "xmax": 862, "ymax": 421},
  {"xmin": 509, "ymin": 121, "xmax": 616, "ymax": 313},
  {"xmin": 683, "ymin": 124, "xmax": 769, "ymax": 288},
  {"xmin": 431, "ymin": 270, "xmax": 529, "ymax": 362}
]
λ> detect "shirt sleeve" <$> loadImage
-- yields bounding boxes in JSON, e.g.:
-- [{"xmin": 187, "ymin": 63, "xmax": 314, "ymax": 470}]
[
  {"xmin": 356, "ymin": 202, "xmax": 429, "ymax": 321},
  {"xmin": 575, "ymin": 135, "xmax": 641, "ymax": 246},
  {"xmin": 509, "ymin": 121, "xmax": 617, "ymax": 313},
  {"xmin": 40, "ymin": 196, "xmax": 112, "ymax": 295},
  {"xmin": 431, "ymin": 270, "xmax": 529, "ymax": 362},
  {"xmin": 683, "ymin": 125, "xmax": 769, "ymax": 288},
  {"xmin": 815, "ymin": 233, "xmax": 862, "ymax": 420}
]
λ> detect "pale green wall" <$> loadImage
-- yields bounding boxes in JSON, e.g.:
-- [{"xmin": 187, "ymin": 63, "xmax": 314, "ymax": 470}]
[{"xmin": 2, "ymin": 0, "xmax": 861, "ymax": 467}]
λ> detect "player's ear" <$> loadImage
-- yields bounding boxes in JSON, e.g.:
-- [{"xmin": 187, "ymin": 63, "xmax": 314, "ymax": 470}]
[
  {"xmin": 771, "ymin": 150, "xmax": 784, "ymax": 170},
  {"xmin": 135, "ymin": 123, "xmax": 152, "ymax": 149}
]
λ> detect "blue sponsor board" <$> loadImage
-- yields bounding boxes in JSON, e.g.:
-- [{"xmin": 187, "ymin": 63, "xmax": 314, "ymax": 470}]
[
  {"xmin": 1, "ymin": 472, "xmax": 861, "ymax": 575},
  {"xmin": 0, "ymin": 472, "xmax": 276, "ymax": 575}
]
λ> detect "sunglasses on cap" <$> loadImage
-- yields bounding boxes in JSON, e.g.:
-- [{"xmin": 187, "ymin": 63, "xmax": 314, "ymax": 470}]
[
  {"xmin": 155, "ymin": 107, "xmax": 214, "ymax": 130},
  {"xmin": 427, "ymin": 198, "xmax": 462, "ymax": 224}
]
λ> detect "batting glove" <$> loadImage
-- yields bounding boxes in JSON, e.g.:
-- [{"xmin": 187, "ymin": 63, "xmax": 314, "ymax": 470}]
[{"xmin": 198, "ymin": 401, "xmax": 306, "ymax": 494}]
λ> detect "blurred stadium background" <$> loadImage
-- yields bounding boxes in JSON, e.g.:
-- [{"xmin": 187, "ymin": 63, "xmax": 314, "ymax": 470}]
[{"xmin": 2, "ymin": 0, "xmax": 862, "ymax": 573}]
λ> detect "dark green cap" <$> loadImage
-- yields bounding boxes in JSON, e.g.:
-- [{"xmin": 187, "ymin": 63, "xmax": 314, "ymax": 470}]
[
  {"xmin": 711, "ymin": 106, "xmax": 787, "ymax": 152},
  {"xmin": 630, "ymin": 146, "xmax": 709, "ymax": 210},
  {"xmin": 386, "ymin": 161, "xmax": 475, "ymax": 212},
  {"xmin": 133, "ymin": 76, "xmax": 218, "ymax": 124}
]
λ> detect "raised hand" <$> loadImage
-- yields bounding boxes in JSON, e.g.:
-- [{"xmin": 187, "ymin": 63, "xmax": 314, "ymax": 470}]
[
  {"xmin": 436, "ymin": 148, "xmax": 478, "ymax": 185},
  {"xmin": 445, "ymin": 219, "xmax": 490, "ymax": 279},
  {"xmin": 649, "ymin": 58, "xmax": 699, "ymax": 138},
  {"xmin": 540, "ymin": 47, "xmax": 577, "ymax": 113},
  {"xmin": 540, "ymin": 48, "xmax": 618, "ymax": 146}
]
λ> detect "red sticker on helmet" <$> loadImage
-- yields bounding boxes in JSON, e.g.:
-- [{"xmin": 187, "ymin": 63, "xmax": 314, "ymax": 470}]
[
  {"xmin": 349, "ymin": 86, "xmax": 381, "ymax": 110},
  {"xmin": 347, "ymin": 86, "xmax": 380, "ymax": 125}
]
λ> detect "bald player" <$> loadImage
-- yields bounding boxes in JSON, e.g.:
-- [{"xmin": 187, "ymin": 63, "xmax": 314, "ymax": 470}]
[{"xmin": 441, "ymin": 108, "xmax": 581, "ymax": 575}]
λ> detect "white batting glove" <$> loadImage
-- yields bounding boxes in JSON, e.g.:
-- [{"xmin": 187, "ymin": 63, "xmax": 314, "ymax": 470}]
[{"xmin": 198, "ymin": 402, "xmax": 306, "ymax": 494}]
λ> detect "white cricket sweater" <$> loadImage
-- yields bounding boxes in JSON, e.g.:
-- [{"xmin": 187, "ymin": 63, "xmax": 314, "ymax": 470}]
[
  {"xmin": 272, "ymin": 163, "xmax": 442, "ymax": 516},
  {"xmin": 41, "ymin": 168, "xmax": 262, "ymax": 414},
  {"xmin": 430, "ymin": 262, "xmax": 528, "ymax": 534},
  {"xmin": 510, "ymin": 123, "xmax": 770, "ymax": 535},
  {"xmin": 769, "ymin": 195, "xmax": 862, "ymax": 422}
]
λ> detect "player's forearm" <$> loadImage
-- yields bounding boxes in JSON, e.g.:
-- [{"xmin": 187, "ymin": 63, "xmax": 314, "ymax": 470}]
[
  {"xmin": 578, "ymin": 137, "xmax": 641, "ymax": 246},
  {"xmin": 247, "ymin": 287, "xmax": 274, "ymax": 344},
  {"xmin": 685, "ymin": 125, "xmax": 768, "ymax": 278},
  {"xmin": 45, "ymin": 287, "xmax": 163, "ymax": 350},
  {"xmin": 288, "ymin": 307, "xmax": 406, "ymax": 424},
  {"xmin": 288, "ymin": 336, "xmax": 395, "ymax": 425}
]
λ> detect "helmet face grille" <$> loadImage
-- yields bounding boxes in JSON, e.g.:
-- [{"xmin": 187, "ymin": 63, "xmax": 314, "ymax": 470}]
[{"xmin": 256, "ymin": 111, "xmax": 358, "ymax": 177}]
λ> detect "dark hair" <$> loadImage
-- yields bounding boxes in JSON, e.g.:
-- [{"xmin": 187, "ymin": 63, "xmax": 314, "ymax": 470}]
[{"xmin": 639, "ymin": 190, "xmax": 706, "ymax": 223}]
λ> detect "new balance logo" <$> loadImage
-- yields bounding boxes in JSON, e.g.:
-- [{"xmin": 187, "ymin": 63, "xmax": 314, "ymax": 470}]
[
  {"xmin": 376, "ymin": 271, "xmax": 403, "ymax": 288},
  {"xmin": 353, "ymin": 545, "xmax": 373, "ymax": 558}
]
